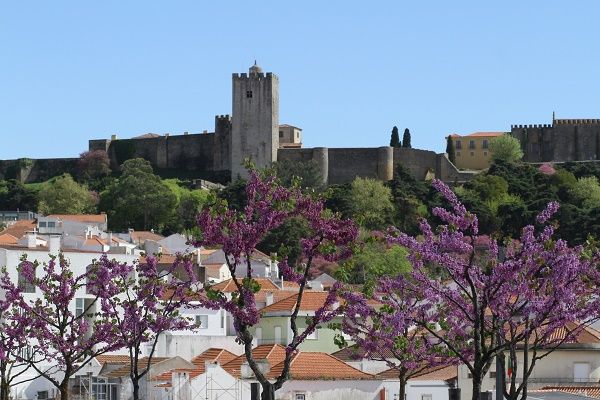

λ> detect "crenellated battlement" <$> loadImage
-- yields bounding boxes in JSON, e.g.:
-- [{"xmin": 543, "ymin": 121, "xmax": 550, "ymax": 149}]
[
  {"xmin": 554, "ymin": 119, "xmax": 600, "ymax": 125},
  {"xmin": 232, "ymin": 72, "xmax": 275, "ymax": 80},
  {"xmin": 215, "ymin": 114, "xmax": 231, "ymax": 121},
  {"xmin": 511, "ymin": 124, "xmax": 552, "ymax": 129}
]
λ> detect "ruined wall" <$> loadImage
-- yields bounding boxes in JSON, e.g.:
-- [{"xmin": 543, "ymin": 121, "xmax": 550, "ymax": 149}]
[{"xmin": 0, "ymin": 158, "xmax": 78, "ymax": 183}]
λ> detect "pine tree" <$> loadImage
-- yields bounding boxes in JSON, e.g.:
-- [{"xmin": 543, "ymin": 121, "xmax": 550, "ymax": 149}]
[
  {"xmin": 390, "ymin": 126, "xmax": 401, "ymax": 148},
  {"xmin": 446, "ymin": 136, "xmax": 456, "ymax": 164},
  {"xmin": 402, "ymin": 128, "xmax": 412, "ymax": 148}
]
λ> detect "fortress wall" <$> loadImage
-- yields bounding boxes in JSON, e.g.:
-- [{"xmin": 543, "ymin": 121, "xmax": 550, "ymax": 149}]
[
  {"xmin": 327, "ymin": 148, "xmax": 381, "ymax": 184},
  {"xmin": 164, "ymin": 134, "xmax": 215, "ymax": 171},
  {"xmin": 0, "ymin": 158, "xmax": 78, "ymax": 183},
  {"xmin": 277, "ymin": 148, "xmax": 314, "ymax": 163},
  {"xmin": 393, "ymin": 148, "xmax": 437, "ymax": 180}
]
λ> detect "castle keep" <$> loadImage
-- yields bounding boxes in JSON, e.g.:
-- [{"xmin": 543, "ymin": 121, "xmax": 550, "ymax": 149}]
[{"xmin": 86, "ymin": 63, "xmax": 469, "ymax": 185}]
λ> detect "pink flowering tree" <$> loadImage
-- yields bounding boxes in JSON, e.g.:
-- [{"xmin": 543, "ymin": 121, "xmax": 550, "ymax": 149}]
[
  {"xmin": 194, "ymin": 170, "xmax": 358, "ymax": 400},
  {"xmin": 98, "ymin": 254, "xmax": 198, "ymax": 400},
  {"xmin": 0, "ymin": 255, "xmax": 123, "ymax": 400},
  {"xmin": 340, "ymin": 277, "xmax": 452, "ymax": 400},
  {"xmin": 388, "ymin": 179, "xmax": 599, "ymax": 400},
  {"xmin": 0, "ymin": 288, "xmax": 47, "ymax": 400}
]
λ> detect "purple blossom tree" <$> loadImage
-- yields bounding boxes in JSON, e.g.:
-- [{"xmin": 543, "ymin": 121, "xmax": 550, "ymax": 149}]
[
  {"xmin": 387, "ymin": 179, "xmax": 599, "ymax": 400},
  {"xmin": 340, "ymin": 277, "xmax": 452, "ymax": 400},
  {"xmin": 194, "ymin": 170, "xmax": 358, "ymax": 400},
  {"xmin": 98, "ymin": 254, "xmax": 198, "ymax": 400},
  {"xmin": 0, "ymin": 255, "xmax": 123, "ymax": 400}
]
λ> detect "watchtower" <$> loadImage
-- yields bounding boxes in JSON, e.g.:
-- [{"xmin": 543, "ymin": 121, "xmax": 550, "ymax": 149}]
[{"xmin": 231, "ymin": 62, "xmax": 279, "ymax": 179}]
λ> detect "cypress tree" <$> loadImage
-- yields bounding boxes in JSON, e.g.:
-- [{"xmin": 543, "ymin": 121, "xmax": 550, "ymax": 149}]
[
  {"xmin": 446, "ymin": 136, "xmax": 456, "ymax": 164},
  {"xmin": 390, "ymin": 126, "xmax": 401, "ymax": 148},
  {"xmin": 402, "ymin": 128, "xmax": 412, "ymax": 148}
]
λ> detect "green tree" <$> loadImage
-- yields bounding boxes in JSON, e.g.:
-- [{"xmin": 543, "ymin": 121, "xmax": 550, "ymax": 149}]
[
  {"xmin": 258, "ymin": 217, "xmax": 310, "ymax": 266},
  {"xmin": 569, "ymin": 176, "xmax": 600, "ymax": 209},
  {"xmin": 390, "ymin": 126, "xmax": 401, "ymax": 148},
  {"xmin": 348, "ymin": 177, "xmax": 394, "ymax": 230},
  {"xmin": 162, "ymin": 179, "xmax": 211, "ymax": 234},
  {"xmin": 402, "ymin": 128, "xmax": 411, "ymax": 148},
  {"xmin": 489, "ymin": 134, "xmax": 523, "ymax": 163},
  {"xmin": 100, "ymin": 159, "xmax": 177, "ymax": 231},
  {"xmin": 446, "ymin": 136, "xmax": 456, "ymax": 164},
  {"xmin": 335, "ymin": 241, "xmax": 411, "ymax": 294},
  {"xmin": 0, "ymin": 180, "xmax": 39, "ymax": 211},
  {"xmin": 37, "ymin": 174, "xmax": 97, "ymax": 215},
  {"xmin": 77, "ymin": 150, "xmax": 111, "ymax": 182}
]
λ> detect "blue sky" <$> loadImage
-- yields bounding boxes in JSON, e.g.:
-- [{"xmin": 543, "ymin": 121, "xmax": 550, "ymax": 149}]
[{"xmin": 2, "ymin": 1, "xmax": 600, "ymax": 159}]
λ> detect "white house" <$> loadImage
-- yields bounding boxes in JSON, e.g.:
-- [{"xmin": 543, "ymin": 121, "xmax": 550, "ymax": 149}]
[{"xmin": 378, "ymin": 365, "xmax": 458, "ymax": 400}]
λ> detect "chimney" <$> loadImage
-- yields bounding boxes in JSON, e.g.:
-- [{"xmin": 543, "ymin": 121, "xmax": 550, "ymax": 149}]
[
  {"xmin": 265, "ymin": 291, "xmax": 274, "ymax": 306},
  {"xmin": 241, "ymin": 360, "xmax": 270, "ymax": 379},
  {"xmin": 48, "ymin": 235, "xmax": 61, "ymax": 254},
  {"xmin": 25, "ymin": 233, "xmax": 37, "ymax": 248},
  {"xmin": 111, "ymin": 134, "xmax": 117, "ymax": 140},
  {"xmin": 108, "ymin": 232, "xmax": 113, "ymax": 247}
]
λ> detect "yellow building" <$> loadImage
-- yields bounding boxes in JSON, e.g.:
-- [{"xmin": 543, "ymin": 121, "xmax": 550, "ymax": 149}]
[{"xmin": 448, "ymin": 132, "xmax": 506, "ymax": 170}]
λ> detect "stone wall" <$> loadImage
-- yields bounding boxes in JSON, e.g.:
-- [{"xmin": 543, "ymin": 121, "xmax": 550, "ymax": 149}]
[
  {"xmin": 0, "ymin": 158, "xmax": 78, "ymax": 183},
  {"xmin": 511, "ymin": 120, "xmax": 600, "ymax": 162}
]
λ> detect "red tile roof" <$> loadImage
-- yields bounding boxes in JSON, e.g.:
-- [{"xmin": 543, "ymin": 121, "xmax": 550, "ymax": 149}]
[
  {"xmin": 268, "ymin": 352, "xmax": 377, "ymax": 380},
  {"xmin": 153, "ymin": 348, "xmax": 237, "ymax": 382},
  {"xmin": 536, "ymin": 386, "xmax": 600, "ymax": 399},
  {"xmin": 0, "ymin": 234, "xmax": 18, "ymax": 245},
  {"xmin": 211, "ymin": 278, "xmax": 280, "ymax": 293},
  {"xmin": 48, "ymin": 214, "xmax": 107, "ymax": 224},
  {"xmin": 95, "ymin": 354, "xmax": 131, "ymax": 365},
  {"xmin": 222, "ymin": 345, "xmax": 287, "ymax": 378},
  {"xmin": 0, "ymin": 220, "xmax": 36, "ymax": 238},
  {"xmin": 129, "ymin": 230, "xmax": 165, "ymax": 243},
  {"xmin": 103, "ymin": 357, "xmax": 170, "ymax": 378},
  {"xmin": 261, "ymin": 291, "xmax": 333, "ymax": 314}
]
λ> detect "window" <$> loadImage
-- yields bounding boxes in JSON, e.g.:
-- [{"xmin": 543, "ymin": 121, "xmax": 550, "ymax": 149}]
[
  {"xmin": 457, "ymin": 151, "xmax": 461, "ymax": 157},
  {"xmin": 455, "ymin": 140, "xmax": 462, "ymax": 149},
  {"xmin": 295, "ymin": 394, "xmax": 306, "ymax": 400},
  {"xmin": 279, "ymin": 131, "xmax": 283, "ymax": 138},
  {"xmin": 422, "ymin": 395, "xmax": 432, "ymax": 400},
  {"xmin": 37, "ymin": 391, "xmax": 49, "ymax": 400},
  {"xmin": 220, "ymin": 311, "xmax": 225, "ymax": 329},
  {"xmin": 469, "ymin": 140, "xmax": 475, "ymax": 149},
  {"xmin": 482, "ymin": 139, "xmax": 489, "ymax": 149},
  {"xmin": 39, "ymin": 221, "xmax": 47, "ymax": 228},
  {"xmin": 196, "ymin": 315, "xmax": 209, "ymax": 329},
  {"xmin": 490, "ymin": 371, "xmax": 497, "ymax": 378},
  {"xmin": 484, "ymin": 151, "xmax": 488, "ymax": 156},
  {"xmin": 47, "ymin": 221, "xmax": 56, "ymax": 228},
  {"xmin": 296, "ymin": 131, "xmax": 299, "ymax": 139},
  {"xmin": 76, "ymin": 298, "xmax": 85, "ymax": 317},
  {"xmin": 470, "ymin": 152, "xmax": 475, "ymax": 156},
  {"xmin": 246, "ymin": 90, "xmax": 253, "ymax": 98}
]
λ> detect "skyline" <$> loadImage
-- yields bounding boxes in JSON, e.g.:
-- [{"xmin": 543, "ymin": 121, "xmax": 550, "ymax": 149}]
[{"xmin": 2, "ymin": 1, "xmax": 600, "ymax": 159}]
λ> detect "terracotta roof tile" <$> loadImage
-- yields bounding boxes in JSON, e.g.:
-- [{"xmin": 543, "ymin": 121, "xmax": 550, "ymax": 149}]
[
  {"xmin": 104, "ymin": 357, "xmax": 170, "ymax": 378},
  {"xmin": 536, "ymin": 386, "xmax": 600, "ymax": 399},
  {"xmin": 261, "ymin": 291, "xmax": 333, "ymax": 314},
  {"xmin": 211, "ymin": 278, "xmax": 280, "ymax": 293},
  {"xmin": 1, "ymin": 220, "xmax": 36, "ymax": 238},
  {"xmin": 48, "ymin": 214, "xmax": 107, "ymax": 224},
  {"xmin": 268, "ymin": 352, "xmax": 378, "ymax": 380},
  {"xmin": 95, "ymin": 355, "xmax": 131, "ymax": 365},
  {"xmin": 153, "ymin": 348, "xmax": 237, "ymax": 383},
  {"xmin": 0, "ymin": 234, "xmax": 18, "ymax": 245},
  {"xmin": 129, "ymin": 231, "xmax": 165, "ymax": 243},
  {"xmin": 222, "ymin": 345, "xmax": 287, "ymax": 378}
]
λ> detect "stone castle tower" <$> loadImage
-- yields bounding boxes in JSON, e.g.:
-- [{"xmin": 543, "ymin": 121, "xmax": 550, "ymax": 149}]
[{"xmin": 230, "ymin": 62, "xmax": 280, "ymax": 179}]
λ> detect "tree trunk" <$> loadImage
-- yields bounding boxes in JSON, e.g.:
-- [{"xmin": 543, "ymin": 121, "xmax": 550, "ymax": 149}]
[
  {"xmin": 0, "ymin": 380, "xmax": 9, "ymax": 400},
  {"xmin": 472, "ymin": 373, "xmax": 483, "ymax": 400},
  {"xmin": 59, "ymin": 380, "xmax": 69, "ymax": 400},
  {"xmin": 132, "ymin": 379, "xmax": 141, "ymax": 400},
  {"xmin": 260, "ymin": 382, "xmax": 275, "ymax": 400},
  {"xmin": 399, "ymin": 377, "xmax": 407, "ymax": 400}
]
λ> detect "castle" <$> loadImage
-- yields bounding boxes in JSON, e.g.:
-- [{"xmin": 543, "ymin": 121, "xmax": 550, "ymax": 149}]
[
  {"xmin": 7, "ymin": 65, "xmax": 593, "ymax": 185},
  {"xmin": 511, "ymin": 116, "xmax": 600, "ymax": 163},
  {"xmin": 84, "ymin": 63, "xmax": 470, "ymax": 185}
]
